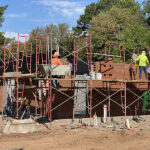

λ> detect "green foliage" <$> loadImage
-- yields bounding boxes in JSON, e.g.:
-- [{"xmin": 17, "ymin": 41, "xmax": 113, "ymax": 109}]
[
  {"xmin": 121, "ymin": 23, "xmax": 149, "ymax": 49},
  {"xmin": 143, "ymin": 0, "xmax": 150, "ymax": 26},
  {"xmin": 29, "ymin": 23, "xmax": 74, "ymax": 57},
  {"xmin": 73, "ymin": 2, "xmax": 97, "ymax": 36},
  {"xmin": 0, "ymin": 5, "xmax": 7, "ymax": 27},
  {"xmin": 89, "ymin": 7, "xmax": 134, "ymax": 61},
  {"xmin": 142, "ymin": 91, "xmax": 150, "ymax": 112},
  {"xmin": 73, "ymin": 0, "xmax": 148, "ymax": 62},
  {"xmin": 0, "ymin": 5, "xmax": 8, "ymax": 46},
  {"xmin": 0, "ymin": 5, "xmax": 8, "ymax": 61},
  {"xmin": 27, "ymin": 0, "xmax": 150, "ymax": 63},
  {"xmin": 0, "ymin": 32, "xmax": 5, "ymax": 45},
  {"xmin": 73, "ymin": 0, "xmax": 140, "ymax": 36},
  {"xmin": 121, "ymin": 23, "xmax": 150, "ymax": 61},
  {"xmin": 117, "ymin": 0, "xmax": 140, "ymax": 12}
]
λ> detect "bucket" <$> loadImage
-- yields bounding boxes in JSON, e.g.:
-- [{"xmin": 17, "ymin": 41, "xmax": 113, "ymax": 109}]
[
  {"xmin": 125, "ymin": 119, "xmax": 130, "ymax": 129},
  {"xmin": 90, "ymin": 72, "xmax": 95, "ymax": 79},
  {"xmin": 96, "ymin": 73, "xmax": 102, "ymax": 80},
  {"xmin": 103, "ymin": 105, "xmax": 107, "ymax": 123}
]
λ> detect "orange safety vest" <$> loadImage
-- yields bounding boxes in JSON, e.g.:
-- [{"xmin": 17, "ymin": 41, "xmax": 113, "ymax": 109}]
[{"xmin": 51, "ymin": 57, "xmax": 62, "ymax": 65}]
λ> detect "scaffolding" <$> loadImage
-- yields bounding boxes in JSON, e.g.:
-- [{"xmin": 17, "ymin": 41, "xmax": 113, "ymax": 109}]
[{"xmin": 0, "ymin": 33, "xmax": 150, "ymax": 125}]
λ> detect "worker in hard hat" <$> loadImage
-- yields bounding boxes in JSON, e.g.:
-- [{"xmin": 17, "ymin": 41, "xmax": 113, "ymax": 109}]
[
  {"xmin": 52, "ymin": 52, "xmax": 62, "ymax": 65},
  {"xmin": 51, "ymin": 51, "xmax": 62, "ymax": 87},
  {"xmin": 134, "ymin": 51, "xmax": 149, "ymax": 80}
]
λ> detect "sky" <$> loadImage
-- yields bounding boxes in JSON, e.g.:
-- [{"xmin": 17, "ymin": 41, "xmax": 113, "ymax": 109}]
[{"xmin": 0, "ymin": 0, "xmax": 144, "ymax": 40}]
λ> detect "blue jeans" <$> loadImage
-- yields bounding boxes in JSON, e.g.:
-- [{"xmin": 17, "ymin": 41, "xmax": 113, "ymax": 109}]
[
  {"xmin": 52, "ymin": 80, "xmax": 59, "ymax": 87},
  {"xmin": 52, "ymin": 75, "xmax": 60, "ymax": 87},
  {"xmin": 139, "ymin": 66, "xmax": 148, "ymax": 80}
]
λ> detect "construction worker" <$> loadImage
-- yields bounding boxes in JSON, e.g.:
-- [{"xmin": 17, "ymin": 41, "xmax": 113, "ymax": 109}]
[
  {"xmin": 134, "ymin": 51, "xmax": 149, "ymax": 80},
  {"xmin": 51, "ymin": 52, "xmax": 62, "ymax": 87},
  {"xmin": 52, "ymin": 52, "xmax": 62, "ymax": 65}
]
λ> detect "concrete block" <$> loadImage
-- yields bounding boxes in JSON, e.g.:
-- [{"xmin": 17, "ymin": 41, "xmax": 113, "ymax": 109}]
[{"xmin": 3, "ymin": 118, "xmax": 38, "ymax": 134}]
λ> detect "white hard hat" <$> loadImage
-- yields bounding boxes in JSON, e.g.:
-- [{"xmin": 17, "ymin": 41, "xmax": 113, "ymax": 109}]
[
  {"xmin": 142, "ymin": 51, "xmax": 146, "ymax": 53},
  {"xmin": 53, "ymin": 52, "xmax": 60, "ymax": 57}
]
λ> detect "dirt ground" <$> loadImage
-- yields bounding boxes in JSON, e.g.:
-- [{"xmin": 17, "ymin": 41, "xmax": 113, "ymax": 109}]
[{"xmin": 1, "ymin": 116, "xmax": 150, "ymax": 150}]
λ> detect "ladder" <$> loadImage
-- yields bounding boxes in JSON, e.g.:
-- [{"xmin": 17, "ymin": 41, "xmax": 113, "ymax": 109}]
[
  {"xmin": 16, "ymin": 78, "xmax": 25, "ymax": 118},
  {"xmin": 120, "ymin": 83, "xmax": 126, "ymax": 114},
  {"xmin": 25, "ymin": 43, "xmax": 32, "ymax": 73}
]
